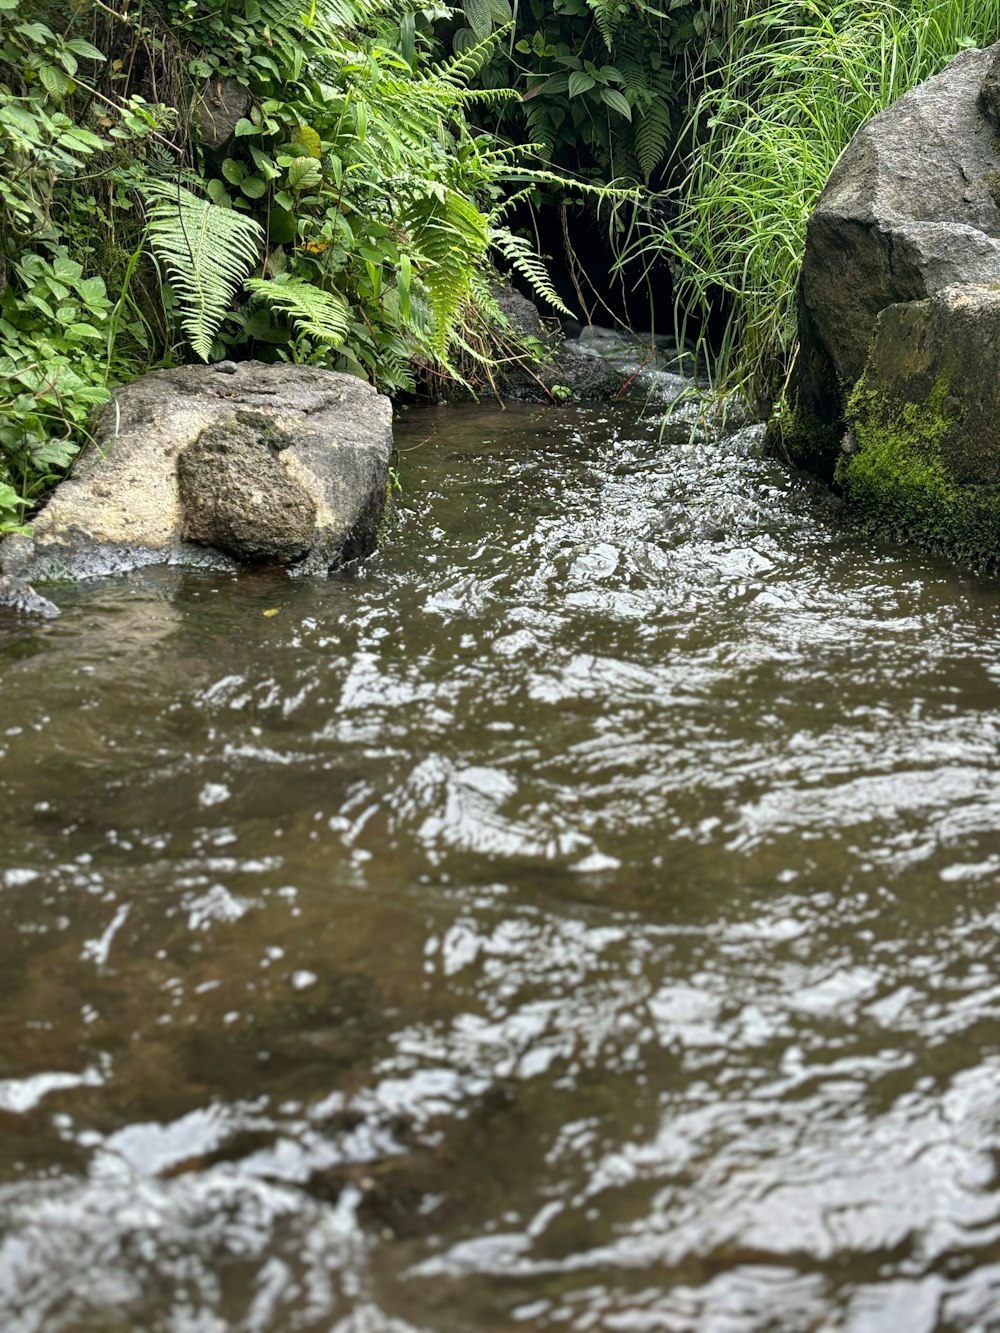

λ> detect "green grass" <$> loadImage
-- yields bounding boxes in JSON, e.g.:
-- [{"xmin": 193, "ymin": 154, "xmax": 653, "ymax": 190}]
[{"xmin": 656, "ymin": 0, "xmax": 1000, "ymax": 407}]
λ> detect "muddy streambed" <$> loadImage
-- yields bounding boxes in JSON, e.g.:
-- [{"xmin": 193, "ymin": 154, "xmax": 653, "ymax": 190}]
[{"xmin": 1, "ymin": 402, "xmax": 999, "ymax": 1332}]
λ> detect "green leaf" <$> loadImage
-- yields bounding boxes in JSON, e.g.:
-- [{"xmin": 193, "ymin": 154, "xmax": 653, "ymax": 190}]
[
  {"xmin": 65, "ymin": 37, "xmax": 106, "ymax": 61},
  {"xmin": 61, "ymin": 125, "xmax": 103, "ymax": 150},
  {"xmin": 75, "ymin": 277, "xmax": 107, "ymax": 306},
  {"xmin": 39, "ymin": 63, "xmax": 71, "ymax": 98},
  {"xmin": 463, "ymin": 0, "xmax": 493, "ymax": 40},
  {"xmin": 143, "ymin": 181, "xmax": 264, "ymax": 361},
  {"xmin": 206, "ymin": 178, "xmax": 232, "ymax": 207},
  {"xmin": 267, "ymin": 206, "xmax": 297, "ymax": 245},
  {"xmin": 400, "ymin": 9, "xmax": 415, "ymax": 70},
  {"xmin": 52, "ymin": 257, "xmax": 83, "ymax": 280},
  {"xmin": 248, "ymin": 145, "xmax": 280, "ymax": 178},
  {"xmin": 287, "ymin": 157, "xmax": 321, "ymax": 192},
  {"xmin": 290, "ymin": 124, "xmax": 322, "ymax": 157},
  {"xmin": 0, "ymin": 105, "xmax": 41, "ymax": 137},
  {"xmin": 600, "ymin": 87, "xmax": 632, "ymax": 119},
  {"xmin": 240, "ymin": 175, "xmax": 268, "ymax": 199},
  {"xmin": 221, "ymin": 158, "xmax": 246, "ymax": 185},
  {"xmin": 567, "ymin": 72, "xmax": 596, "ymax": 98},
  {"xmin": 15, "ymin": 20, "xmax": 51, "ymax": 42},
  {"xmin": 234, "ymin": 118, "xmax": 257, "ymax": 137},
  {"xmin": 398, "ymin": 252, "xmax": 411, "ymax": 320}
]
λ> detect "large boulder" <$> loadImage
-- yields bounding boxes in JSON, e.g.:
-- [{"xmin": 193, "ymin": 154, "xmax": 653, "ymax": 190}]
[
  {"xmin": 0, "ymin": 362, "xmax": 393, "ymax": 593},
  {"xmin": 786, "ymin": 42, "xmax": 1000, "ymax": 477},
  {"xmin": 840, "ymin": 285, "xmax": 1000, "ymax": 563}
]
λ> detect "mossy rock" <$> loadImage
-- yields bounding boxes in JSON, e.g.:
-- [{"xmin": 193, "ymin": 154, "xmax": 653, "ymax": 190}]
[
  {"xmin": 840, "ymin": 285, "xmax": 1000, "ymax": 565},
  {"xmin": 774, "ymin": 396, "xmax": 844, "ymax": 481}
]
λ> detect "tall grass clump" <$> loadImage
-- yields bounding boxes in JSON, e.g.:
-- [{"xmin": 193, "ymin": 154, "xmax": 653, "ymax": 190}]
[{"xmin": 661, "ymin": 0, "xmax": 1000, "ymax": 409}]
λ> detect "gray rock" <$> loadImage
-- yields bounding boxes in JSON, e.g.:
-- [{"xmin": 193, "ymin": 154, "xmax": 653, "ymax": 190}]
[
  {"xmin": 547, "ymin": 340, "xmax": 626, "ymax": 401},
  {"xmin": 0, "ymin": 362, "xmax": 393, "ymax": 589},
  {"xmin": 478, "ymin": 285, "xmax": 627, "ymax": 402},
  {"xmin": 0, "ymin": 575, "xmax": 59, "ymax": 618},
  {"xmin": 788, "ymin": 41, "xmax": 1000, "ymax": 475},
  {"xmin": 196, "ymin": 76, "xmax": 251, "ymax": 151},
  {"xmin": 978, "ymin": 45, "xmax": 1000, "ymax": 132},
  {"xmin": 177, "ymin": 415, "xmax": 318, "ymax": 564},
  {"xmin": 491, "ymin": 283, "xmax": 549, "ymax": 343}
]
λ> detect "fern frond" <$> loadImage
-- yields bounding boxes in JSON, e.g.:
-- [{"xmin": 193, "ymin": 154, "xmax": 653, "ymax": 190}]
[
  {"xmin": 489, "ymin": 227, "xmax": 572, "ymax": 318},
  {"xmin": 501, "ymin": 167, "xmax": 639, "ymax": 204},
  {"xmin": 633, "ymin": 98, "xmax": 674, "ymax": 183},
  {"xmin": 404, "ymin": 187, "xmax": 490, "ymax": 356},
  {"xmin": 468, "ymin": 269, "xmax": 505, "ymax": 328},
  {"xmin": 587, "ymin": 0, "xmax": 622, "ymax": 49},
  {"xmin": 143, "ymin": 181, "xmax": 263, "ymax": 361},
  {"xmin": 432, "ymin": 24, "xmax": 512, "ymax": 89},
  {"xmin": 244, "ymin": 276, "xmax": 351, "ymax": 345}
]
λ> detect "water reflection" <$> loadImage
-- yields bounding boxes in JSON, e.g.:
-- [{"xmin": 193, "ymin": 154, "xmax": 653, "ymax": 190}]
[{"xmin": 0, "ymin": 403, "xmax": 999, "ymax": 1331}]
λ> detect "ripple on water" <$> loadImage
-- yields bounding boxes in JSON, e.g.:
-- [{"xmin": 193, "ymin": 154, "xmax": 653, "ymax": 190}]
[{"xmin": 0, "ymin": 403, "xmax": 998, "ymax": 1331}]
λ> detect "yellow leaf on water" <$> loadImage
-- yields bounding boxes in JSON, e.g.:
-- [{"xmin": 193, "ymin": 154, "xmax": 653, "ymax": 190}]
[{"xmin": 262, "ymin": 608, "xmax": 279, "ymax": 618}]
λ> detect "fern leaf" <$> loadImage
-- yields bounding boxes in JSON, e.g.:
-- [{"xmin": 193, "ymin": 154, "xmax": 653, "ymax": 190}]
[
  {"xmin": 244, "ymin": 275, "xmax": 351, "ymax": 345},
  {"xmin": 404, "ymin": 187, "xmax": 490, "ymax": 356},
  {"xmin": 489, "ymin": 227, "xmax": 572, "ymax": 318},
  {"xmin": 633, "ymin": 98, "xmax": 673, "ymax": 183},
  {"xmin": 143, "ymin": 182, "xmax": 263, "ymax": 361},
  {"xmin": 432, "ymin": 24, "xmax": 512, "ymax": 89},
  {"xmin": 586, "ymin": 0, "xmax": 622, "ymax": 49}
]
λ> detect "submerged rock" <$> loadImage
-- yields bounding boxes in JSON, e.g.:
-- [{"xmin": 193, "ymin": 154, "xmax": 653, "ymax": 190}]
[
  {"xmin": 0, "ymin": 575, "xmax": 59, "ymax": 618},
  {"xmin": 0, "ymin": 362, "xmax": 393, "ymax": 598},
  {"xmin": 483, "ymin": 286, "xmax": 697, "ymax": 403}
]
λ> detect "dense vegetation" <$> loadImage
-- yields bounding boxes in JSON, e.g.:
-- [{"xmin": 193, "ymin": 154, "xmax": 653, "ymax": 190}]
[
  {"xmin": 0, "ymin": 0, "xmax": 604, "ymax": 531},
  {"xmin": 1, "ymin": 0, "xmax": 997, "ymax": 533}
]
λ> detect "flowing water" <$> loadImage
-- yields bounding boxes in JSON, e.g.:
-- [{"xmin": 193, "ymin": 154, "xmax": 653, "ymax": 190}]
[{"xmin": 1, "ymin": 401, "xmax": 999, "ymax": 1333}]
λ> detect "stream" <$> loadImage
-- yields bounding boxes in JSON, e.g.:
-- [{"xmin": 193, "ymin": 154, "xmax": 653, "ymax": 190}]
[{"xmin": 1, "ymin": 400, "xmax": 999, "ymax": 1331}]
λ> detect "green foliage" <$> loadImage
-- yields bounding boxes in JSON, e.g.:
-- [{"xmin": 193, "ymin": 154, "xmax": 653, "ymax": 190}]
[
  {"xmin": 244, "ymin": 275, "xmax": 351, "ymax": 348},
  {"xmin": 143, "ymin": 181, "xmax": 264, "ymax": 362},
  {"xmin": 0, "ymin": 0, "xmax": 588, "ymax": 520},
  {"xmin": 0, "ymin": 251, "xmax": 114, "ymax": 529},
  {"xmin": 0, "ymin": 0, "xmax": 174, "ymax": 521},
  {"xmin": 454, "ymin": 0, "xmax": 716, "ymax": 185},
  {"xmin": 404, "ymin": 187, "xmax": 491, "ymax": 357},
  {"xmin": 657, "ymin": 0, "xmax": 1000, "ymax": 405}
]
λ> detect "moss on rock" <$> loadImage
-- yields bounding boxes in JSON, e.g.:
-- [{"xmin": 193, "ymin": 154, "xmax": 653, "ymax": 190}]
[
  {"xmin": 774, "ymin": 395, "xmax": 844, "ymax": 480},
  {"xmin": 841, "ymin": 371, "xmax": 1000, "ymax": 565}
]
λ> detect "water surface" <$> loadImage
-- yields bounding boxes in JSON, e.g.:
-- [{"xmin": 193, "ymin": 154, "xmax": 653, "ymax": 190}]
[{"xmin": 1, "ymin": 402, "xmax": 999, "ymax": 1332}]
